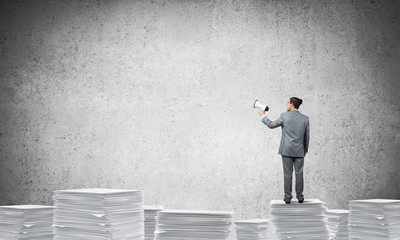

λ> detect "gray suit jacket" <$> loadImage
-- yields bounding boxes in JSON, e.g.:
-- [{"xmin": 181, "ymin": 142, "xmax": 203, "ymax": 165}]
[{"xmin": 261, "ymin": 109, "xmax": 310, "ymax": 158}]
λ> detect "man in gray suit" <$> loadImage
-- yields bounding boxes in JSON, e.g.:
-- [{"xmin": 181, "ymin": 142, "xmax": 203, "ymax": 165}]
[{"xmin": 259, "ymin": 97, "xmax": 310, "ymax": 204}]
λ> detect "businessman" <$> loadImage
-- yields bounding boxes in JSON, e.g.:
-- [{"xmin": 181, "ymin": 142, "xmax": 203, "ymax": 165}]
[{"xmin": 259, "ymin": 97, "xmax": 310, "ymax": 204}]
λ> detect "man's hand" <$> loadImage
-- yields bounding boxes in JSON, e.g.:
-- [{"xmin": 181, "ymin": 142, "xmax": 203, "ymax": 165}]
[
  {"xmin": 259, "ymin": 110, "xmax": 265, "ymax": 116},
  {"xmin": 304, "ymin": 152, "xmax": 307, "ymax": 157}
]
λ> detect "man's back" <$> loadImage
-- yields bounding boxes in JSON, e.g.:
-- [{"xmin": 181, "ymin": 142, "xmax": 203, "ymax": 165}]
[
  {"xmin": 279, "ymin": 110, "xmax": 309, "ymax": 157},
  {"xmin": 261, "ymin": 109, "xmax": 310, "ymax": 158}
]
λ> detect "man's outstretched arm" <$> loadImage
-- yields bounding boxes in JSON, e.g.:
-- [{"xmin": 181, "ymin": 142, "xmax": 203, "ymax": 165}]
[{"xmin": 260, "ymin": 111, "xmax": 283, "ymax": 129}]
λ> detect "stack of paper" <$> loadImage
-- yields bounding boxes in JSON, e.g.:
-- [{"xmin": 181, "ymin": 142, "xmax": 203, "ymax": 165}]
[
  {"xmin": 154, "ymin": 209, "xmax": 234, "ymax": 239},
  {"xmin": 0, "ymin": 205, "xmax": 53, "ymax": 239},
  {"xmin": 234, "ymin": 219, "xmax": 269, "ymax": 240},
  {"xmin": 269, "ymin": 199, "xmax": 330, "ymax": 239},
  {"xmin": 325, "ymin": 209, "xmax": 349, "ymax": 240},
  {"xmin": 267, "ymin": 220, "xmax": 278, "ymax": 239},
  {"xmin": 53, "ymin": 188, "xmax": 144, "ymax": 240},
  {"xmin": 348, "ymin": 199, "xmax": 400, "ymax": 239},
  {"xmin": 144, "ymin": 205, "xmax": 164, "ymax": 240}
]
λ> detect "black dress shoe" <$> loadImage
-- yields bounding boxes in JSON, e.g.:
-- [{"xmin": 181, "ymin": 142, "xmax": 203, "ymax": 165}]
[
  {"xmin": 298, "ymin": 199, "xmax": 304, "ymax": 203},
  {"xmin": 283, "ymin": 198, "xmax": 291, "ymax": 204}
]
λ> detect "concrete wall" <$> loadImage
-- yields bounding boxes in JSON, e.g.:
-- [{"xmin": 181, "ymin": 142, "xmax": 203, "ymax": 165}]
[{"xmin": 1, "ymin": 0, "xmax": 399, "ymax": 219}]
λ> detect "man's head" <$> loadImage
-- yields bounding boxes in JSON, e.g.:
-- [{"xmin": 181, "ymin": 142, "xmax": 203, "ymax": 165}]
[{"xmin": 287, "ymin": 97, "xmax": 303, "ymax": 111}]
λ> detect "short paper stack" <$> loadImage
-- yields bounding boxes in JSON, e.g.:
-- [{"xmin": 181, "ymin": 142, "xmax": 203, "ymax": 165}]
[
  {"xmin": 325, "ymin": 209, "xmax": 349, "ymax": 240},
  {"xmin": 269, "ymin": 199, "xmax": 330, "ymax": 239},
  {"xmin": 144, "ymin": 205, "xmax": 164, "ymax": 240},
  {"xmin": 154, "ymin": 209, "xmax": 234, "ymax": 239},
  {"xmin": 53, "ymin": 188, "xmax": 144, "ymax": 240},
  {"xmin": 0, "ymin": 205, "xmax": 53, "ymax": 239},
  {"xmin": 234, "ymin": 219, "xmax": 269, "ymax": 240},
  {"xmin": 349, "ymin": 199, "xmax": 400, "ymax": 239}
]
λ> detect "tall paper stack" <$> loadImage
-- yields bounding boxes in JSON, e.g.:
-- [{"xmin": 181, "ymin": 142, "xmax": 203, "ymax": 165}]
[
  {"xmin": 348, "ymin": 199, "xmax": 400, "ymax": 239},
  {"xmin": 154, "ymin": 209, "xmax": 234, "ymax": 240},
  {"xmin": 326, "ymin": 209, "xmax": 349, "ymax": 240},
  {"xmin": 0, "ymin": 205, "xmax": 53, "ymax": 240},
  {"xmin": 144, "ymin": 205, "xmax": 164, "ymax": 240},
  {"xmin": 234, "ymin": 219, "xmax": 269, "ymax": 240},
  {"xmin": 269, "ymin": 199, "xmax": 330, "ymax": 240},
  {"xmin": 53, "ymin": 188, "xmax": 144, "ymax": 240}
]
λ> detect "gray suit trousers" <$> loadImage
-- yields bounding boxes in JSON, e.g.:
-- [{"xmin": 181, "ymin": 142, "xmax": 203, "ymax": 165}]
[{"xmin": 282, "ymin": 155, "xmax": 304, "ymax": 201}]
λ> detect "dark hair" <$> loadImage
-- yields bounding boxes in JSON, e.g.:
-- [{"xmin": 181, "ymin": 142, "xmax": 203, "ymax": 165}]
[{"xmin": 290, "ymin": 97, "xmax": 303, "ymax": 109}]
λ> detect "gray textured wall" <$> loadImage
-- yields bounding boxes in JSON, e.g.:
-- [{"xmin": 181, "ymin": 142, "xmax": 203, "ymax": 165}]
[{"xmin": 1, "ymin": 0, "xmax": 399, "ymax": 219}]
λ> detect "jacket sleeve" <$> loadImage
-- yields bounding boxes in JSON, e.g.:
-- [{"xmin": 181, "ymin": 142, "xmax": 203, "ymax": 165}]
[
  {"xmin": 261, "ymin": 114, "xmax": 283, "ymax": 129},
  {"xmin": 304, "ymin": 119, "xmax": 310, "ymax": 153}
]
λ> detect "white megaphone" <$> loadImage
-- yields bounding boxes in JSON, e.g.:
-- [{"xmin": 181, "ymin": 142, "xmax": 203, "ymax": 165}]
[{"xmin": 253, "ymin": 99, "xmax": 269, "ymax": 111}]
